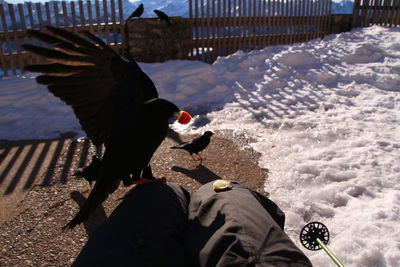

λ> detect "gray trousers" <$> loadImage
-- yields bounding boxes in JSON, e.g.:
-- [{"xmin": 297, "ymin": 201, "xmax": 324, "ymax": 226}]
[{"xmin": 72, "ymin": 181, "xmax": 312, "ymax": 267}]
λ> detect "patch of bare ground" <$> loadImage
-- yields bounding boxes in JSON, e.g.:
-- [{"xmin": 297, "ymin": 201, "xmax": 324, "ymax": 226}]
[{"xmin": 0, "ymin": 130, "xmax": 269, "ymax": 266}]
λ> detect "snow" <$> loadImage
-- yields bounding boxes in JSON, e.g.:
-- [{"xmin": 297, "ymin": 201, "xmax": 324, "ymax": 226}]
[{"xmin": 1, "ymin": 25, "xmax": 399, "ymax": 266}]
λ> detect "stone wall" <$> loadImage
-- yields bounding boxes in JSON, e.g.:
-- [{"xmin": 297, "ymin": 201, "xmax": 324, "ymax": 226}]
[
  {"xmin": 126, "ymin": 17, "xmax": 192, "ymax": 63},
  {"xmin": 331, "ymin": 14, "xmax": 353, "ymax": 34}
]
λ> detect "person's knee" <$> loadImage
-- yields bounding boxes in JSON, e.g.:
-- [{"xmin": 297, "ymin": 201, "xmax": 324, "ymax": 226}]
[{"xmin": 185, "ymin": 180, "xmax": 312, "ymax": 267}]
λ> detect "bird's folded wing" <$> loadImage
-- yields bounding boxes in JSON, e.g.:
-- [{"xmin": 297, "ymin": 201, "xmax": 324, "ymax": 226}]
[{"xmin": 23, "ymin": 26, "xmax": 158, "ymax": 146}]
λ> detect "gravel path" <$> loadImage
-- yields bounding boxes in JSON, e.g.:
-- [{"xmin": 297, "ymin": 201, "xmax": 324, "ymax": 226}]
[{"xmin": 0, "ymin": 131, "xmax": 269, "ymax": 266}]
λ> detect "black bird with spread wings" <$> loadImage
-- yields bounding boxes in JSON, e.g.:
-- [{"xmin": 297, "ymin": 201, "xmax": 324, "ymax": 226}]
[
  {"xmin": 22, "ymin": 26, "xmax": 191, "ymax": 229},
  {"xmin": 126, "ymin": 3, "xmax": 144, "ymax": 20},
  {"xmin": 153, "ymin": 9, "xmax": 172, "ymax": 25},
  {"xmin": 171, "ymin": 131, "xmax": 213, "ymax": 161}
]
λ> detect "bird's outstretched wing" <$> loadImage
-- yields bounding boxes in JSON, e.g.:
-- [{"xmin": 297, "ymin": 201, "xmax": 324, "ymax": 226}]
[{"xmin": 23, "ymin": 26, "xmax": 158, "ymax": 146}]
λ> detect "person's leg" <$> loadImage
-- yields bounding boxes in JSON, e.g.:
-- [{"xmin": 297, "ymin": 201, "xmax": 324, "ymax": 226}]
[
  {"xmin": 72, "ymin": 182, "xmax": 189, "ymax": 267},
  {"xmin": 185, "ymin": 181, "xmax": 312, "ymax": 267}
]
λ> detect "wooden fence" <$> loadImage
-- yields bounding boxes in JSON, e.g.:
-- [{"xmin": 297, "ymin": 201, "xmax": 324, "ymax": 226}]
[
  {"xmin": 352, "ymin": 0, "xmax": 400, "ymax": 27},
  {"xmin": 188, "ymin": 0, "xmax": 332, "ymax": 62},
  {"xmin": 3, "ymin": 0, "xmax": 400, "ymax": 77},
  {"xmin": 0, "ymin": 0, "xmax": 126, "ymax": 77}
]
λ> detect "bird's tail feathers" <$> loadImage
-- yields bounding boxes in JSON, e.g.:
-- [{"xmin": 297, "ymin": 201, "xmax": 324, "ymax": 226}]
[{"xmin": 63, "ymin": 176, "xmax": 120, "ymax": 230}]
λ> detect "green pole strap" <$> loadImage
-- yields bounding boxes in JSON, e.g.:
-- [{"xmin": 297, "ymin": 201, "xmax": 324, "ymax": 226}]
[{"xmin": 316, "ymin": 238, "xmax": 345, "ymax": 267}]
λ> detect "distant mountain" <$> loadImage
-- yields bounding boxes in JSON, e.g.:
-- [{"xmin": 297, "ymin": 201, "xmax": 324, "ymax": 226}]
[
  {"xmin": 332, "ymin": 0, "xmax": 354, "ymax": 14},
  {"xmin": 123, "ymin": 0, "xmax": 190, "ymax": 18}
]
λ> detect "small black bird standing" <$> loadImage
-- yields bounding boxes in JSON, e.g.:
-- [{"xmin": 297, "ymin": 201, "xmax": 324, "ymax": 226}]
[
  {"xmin": 171, "ymin": 131, "xmax": 213, "ymax": 161},
  {"xmin": 126, "ymin": 3, "xmax": 144, "ymax": 20},
  {"xmin": 153, "ymin": 9, "xmax": 172, "ymax": 25},
  {"xmin": 23, "ymin": 26, "xmax": 191, "ymax": 229}
]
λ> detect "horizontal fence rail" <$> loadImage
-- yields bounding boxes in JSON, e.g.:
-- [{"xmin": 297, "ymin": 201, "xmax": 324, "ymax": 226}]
[
  {"xmin": 0, "ymin": 0, "xmax": 126, "ymax": 77},
  {"xmin": 352, "ymin": 0, "xmax": 400, "ymax": 27},
  {"xmin": 188, "ymin": 0, "xmax": 332, "ymax": 63}
]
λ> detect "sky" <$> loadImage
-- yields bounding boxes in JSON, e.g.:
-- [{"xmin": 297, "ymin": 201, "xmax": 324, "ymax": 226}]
[{"xmin": 0, "ymin": 25, "xmax": 399, "ymax": 266}]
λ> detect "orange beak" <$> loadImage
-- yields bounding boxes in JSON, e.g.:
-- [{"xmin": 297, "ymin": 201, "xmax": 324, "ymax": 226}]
[{"xmin": 174, "ymin": 110, "xmax": 192, "ymax": 125}]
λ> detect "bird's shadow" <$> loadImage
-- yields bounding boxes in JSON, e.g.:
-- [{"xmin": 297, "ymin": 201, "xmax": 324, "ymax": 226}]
[
  {"xmin": 167, "ymin": 128, "xmax": 184, "ymax": 144},
  {"xmin": 70, "ymin": 191, "xmax": 108, "ymax": 235},
  {"xmin": 171, "ymin": 164, "xmax": 221, "ymax": 184}
]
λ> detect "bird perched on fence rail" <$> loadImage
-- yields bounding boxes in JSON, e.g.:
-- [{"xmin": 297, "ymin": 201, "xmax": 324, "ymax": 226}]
[
  {"xmin": 153, "ymin": 9, "xmax": 172, "ymax": 25},
  {"xmin": 22, "ymin": 26, "xmax": 191, "ymax": 229},
  {"xmin": 171, "ymin": 131, "xmax": 213, "ymax": 162},
  {"xmin": 126, "ymin": 3, "xmax": 144, "ymax": 20}
]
